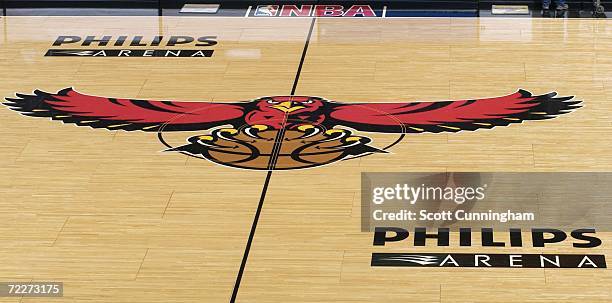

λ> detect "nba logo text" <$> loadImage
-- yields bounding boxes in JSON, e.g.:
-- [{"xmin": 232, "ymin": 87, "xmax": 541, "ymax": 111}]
[{"xmin": 251, "ymin": 5, "xmax": 382, "ymax": 17}]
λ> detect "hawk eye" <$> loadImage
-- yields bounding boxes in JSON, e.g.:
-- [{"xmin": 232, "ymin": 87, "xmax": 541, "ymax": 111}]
[
  {"xmin": 304, "ymin": 100, "xmax": 313, "ymax": 104},
  {"xmin": 266, "ymin": 100, "xmax": 278, "ymax": 104}
]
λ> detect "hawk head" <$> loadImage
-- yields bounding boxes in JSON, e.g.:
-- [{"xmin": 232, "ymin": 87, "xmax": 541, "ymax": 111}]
[{"xmin": 254, "ymin": 96, "xmax": 326, "ymax": 115}]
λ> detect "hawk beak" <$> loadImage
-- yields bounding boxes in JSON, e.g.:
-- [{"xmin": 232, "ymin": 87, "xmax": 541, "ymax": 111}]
[{"xmin": 272, "ymin": 101, "xmax": 305, "ymax": 113}]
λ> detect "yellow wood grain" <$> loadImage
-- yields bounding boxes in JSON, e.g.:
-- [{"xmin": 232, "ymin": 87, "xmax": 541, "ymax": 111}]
[{"xmin": 0, "ymin": 16, "xmax": 609, "ymax": 302}]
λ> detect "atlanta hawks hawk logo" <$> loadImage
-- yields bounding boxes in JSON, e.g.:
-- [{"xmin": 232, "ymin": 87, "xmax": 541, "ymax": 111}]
[{"xmin": 3, "ymin": 88, "xmax": 580, "ymax": 170}]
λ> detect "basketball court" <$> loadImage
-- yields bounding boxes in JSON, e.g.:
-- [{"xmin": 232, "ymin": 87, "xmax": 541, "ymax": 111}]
[{"xmin": 0, "ymin": 2, "xmax": 611, "ymax": 302}]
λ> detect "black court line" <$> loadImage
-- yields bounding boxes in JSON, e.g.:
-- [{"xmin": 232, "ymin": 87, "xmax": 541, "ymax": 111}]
[
  {"xmin": 230, "ymin": 17, "xmax": 317, "ymax": 303},
  {"xmin": 291, "ymin": 18, "xmax": 317, "ymax": 95}
]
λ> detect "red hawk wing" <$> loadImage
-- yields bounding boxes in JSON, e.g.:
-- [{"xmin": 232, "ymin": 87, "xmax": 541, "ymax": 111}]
[
  {"xmin": 3, "ymin": 88, "xmax": 247, "ymax": 131},
  {"xmin": 326, "ymin": 90, "xmax": 581, "ymax": 133}
]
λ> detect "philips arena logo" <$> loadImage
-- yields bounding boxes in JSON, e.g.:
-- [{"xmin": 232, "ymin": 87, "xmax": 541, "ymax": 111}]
[
  {"xmin": 45, "ymin": 35, "xmax": 218, "ymax": 57},
  {"xmin": 372, "ymin": 227, "xmax": 607, "ymax": 269}
]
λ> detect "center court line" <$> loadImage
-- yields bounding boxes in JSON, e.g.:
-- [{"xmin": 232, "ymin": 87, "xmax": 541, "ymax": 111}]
[{"xmin": 229, "ymin": 17, "xmax": 317, "ymax": 303}]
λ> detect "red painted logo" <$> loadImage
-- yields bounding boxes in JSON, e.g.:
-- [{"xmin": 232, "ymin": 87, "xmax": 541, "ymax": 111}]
[{"xmin": 3, "ymin": 89, "xmax": 580, "ymax": 170}]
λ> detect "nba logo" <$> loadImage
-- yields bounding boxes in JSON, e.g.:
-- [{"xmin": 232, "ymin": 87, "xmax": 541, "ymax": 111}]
[{"xmin": 254, "ymin": 5, "xmax": 279, "ymax": 16}]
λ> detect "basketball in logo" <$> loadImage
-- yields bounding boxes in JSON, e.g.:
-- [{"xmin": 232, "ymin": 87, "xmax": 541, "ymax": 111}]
[{"xmin": 165, "ymin": 124, "xmax": 385, "ymax": 170}]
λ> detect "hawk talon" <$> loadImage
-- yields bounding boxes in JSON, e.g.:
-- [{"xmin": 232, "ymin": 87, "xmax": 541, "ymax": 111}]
[
  {"xmin": 218, "ymin": 128, "xmax": 239, "ymax": 135},
  {"xmin": 251, "ymin": 124, "xmax": 269, "ymax": 131},
  {"xmin": 244, "ymin": 124, "xmax": 271, "ymax": 140},
  {"xmin": 297, "ymin": 124, "xmax": 316, "ymax": 132},
  {"xmin": 325, "ymin": 129, "xmax": 346, "ymax": 135},
  {"xmin": 345, "ymin": 136, "xmax": 363, "ymax": 142}
]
